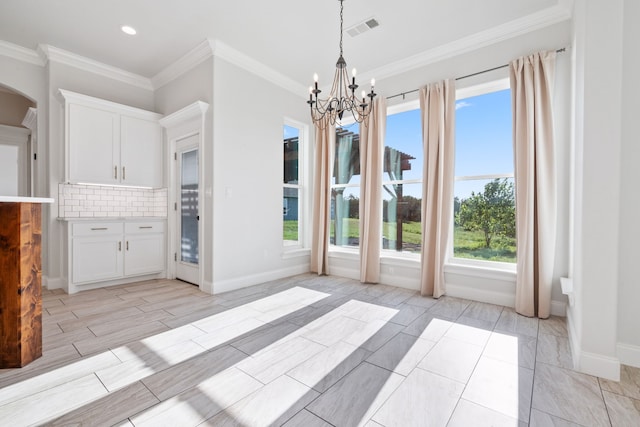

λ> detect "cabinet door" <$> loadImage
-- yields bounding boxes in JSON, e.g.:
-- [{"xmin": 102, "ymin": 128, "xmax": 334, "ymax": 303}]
[
  {"xmin": 124, "ymin": 233, "xmax": 165, "ymax": 276},
  {"xmin": 120, "ymin": 116, "xmax": 163, "ymax": 188},
  {"xmin": 72, "ymin": 236, "xmax": 124, "ymax": 284},
  {"xmin": 68, "ymin": 104, "xmax": 120, "ymax": 185}
]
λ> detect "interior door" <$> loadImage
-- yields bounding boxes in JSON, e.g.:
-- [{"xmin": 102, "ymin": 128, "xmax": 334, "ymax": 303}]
[{"xmin": 175, "ymin": 134, "xmax": 200, "ymax": 285}]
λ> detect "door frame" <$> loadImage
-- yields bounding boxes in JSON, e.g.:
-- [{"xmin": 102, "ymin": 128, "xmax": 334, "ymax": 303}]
[{"xmin": 159, "ymin": 101, "xmax": 209, "ymax": 291}]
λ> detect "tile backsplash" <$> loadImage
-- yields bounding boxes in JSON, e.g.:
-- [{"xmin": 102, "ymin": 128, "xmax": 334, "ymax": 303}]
[{"xmin": 58, "ymin": 183, "xmax": 167, "ymax": 218}]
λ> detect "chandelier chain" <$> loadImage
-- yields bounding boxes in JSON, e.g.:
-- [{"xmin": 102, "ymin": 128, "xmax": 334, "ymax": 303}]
[
  {"xmin": 307, "ymin": 0, "xmax": 376, "ymax": 128},
  {"xmin": 339, "ymin": 0, "xmax": 344, "ymax": 57}
]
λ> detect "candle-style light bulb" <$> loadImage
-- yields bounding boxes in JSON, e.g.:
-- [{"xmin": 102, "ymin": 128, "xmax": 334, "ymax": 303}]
[
  {"xmin": 371, "ymin": 78, "xmax": 376, "ymax": 87},
  {"xmin": 352, "ymin": 68, "xmax": 357, "ymax": 77},
  {"xmin": 313, "ymin": 73, "xmax": 319, "ymax": 83},
  {"xmin": 361, "ymin": 90, "xmax": 366, "ymax": 103}
]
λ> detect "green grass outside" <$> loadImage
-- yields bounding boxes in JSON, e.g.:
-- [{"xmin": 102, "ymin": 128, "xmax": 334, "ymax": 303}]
[
  {"xmin": 283, "ymin": 220, "xmax": 298, "ymax": 241},
  {"xmin": 287, "ymin": 219, "xmax": 516, "ymax": 263},
  {"xmin": 453, "ymin": 225, "xmax": 516, "ymax": 263}
]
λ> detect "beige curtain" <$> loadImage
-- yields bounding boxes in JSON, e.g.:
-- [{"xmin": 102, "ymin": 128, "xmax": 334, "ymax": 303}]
[
  {"xmin": 310, "ymin": 119, "xmax": 335, "ymax": 275},
  {"xmin": 359, "ymin": 97, "xmax": 387, "ymax": 283},
  {"xmin": 510, "ymin": 51, "xmax": 556, "ymax": 318},
  {"xmin": 419, "ymin": 80, "xmax": 455, "ymax": 298}
]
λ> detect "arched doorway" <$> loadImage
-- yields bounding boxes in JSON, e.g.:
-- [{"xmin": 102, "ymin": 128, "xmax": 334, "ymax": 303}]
[{"xmin": 0, "ymin": 85, "xmax": 36, "ymax": 196}]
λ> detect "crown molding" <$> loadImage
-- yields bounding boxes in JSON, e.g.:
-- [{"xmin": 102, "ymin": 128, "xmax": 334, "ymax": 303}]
[
  {"xmin": 159, "ymin": 101, "xmax": 209, "ymax": 129},
  {"xmin": 363, "ymin": 4, "xmax": 572, "ymax": 83},
  {"xmin": 210, "ymin": 40, "xmax": 307, "ymax": 96},
  {"xmin": 151, "ymin": 40, "xmax": 213, "ymax": 90},
  {"xmin": 37, "ymin": 44, "xmax": 153, "ymax": 91},
  {"xmin": 0, "ymin": 40, "xmax": 44, "ymax": 66},
  {"xmin": 152, "ymin": 39, "xmax": 306, "ymax": 96}
]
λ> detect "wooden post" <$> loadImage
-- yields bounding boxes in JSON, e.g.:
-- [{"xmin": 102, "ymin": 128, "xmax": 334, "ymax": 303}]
[{"xmin": 0, "ymin": 202, "xmax": 43, "ymax": 368}]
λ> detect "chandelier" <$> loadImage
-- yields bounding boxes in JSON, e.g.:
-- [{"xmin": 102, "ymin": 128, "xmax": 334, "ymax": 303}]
[{"xmin": 307, "ymin": 0, "xmax": 376, "ymax": 127}]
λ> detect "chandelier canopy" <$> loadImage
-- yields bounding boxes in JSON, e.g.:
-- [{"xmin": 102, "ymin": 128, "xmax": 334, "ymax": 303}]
[{"xmin": 307, "ymin": 0, "xmax": 376, "ymax": 127}]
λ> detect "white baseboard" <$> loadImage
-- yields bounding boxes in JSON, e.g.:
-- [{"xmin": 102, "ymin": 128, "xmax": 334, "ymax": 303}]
[
  {"xmin": 550, "ymin": 300, "xmax": 567, "ymax": 317},
  {"xmin": 566, "ymin": 307, "xmax": 621, "ymax": 380},
  {"xmin": 617, "ymin": 342, "xmax": 640, "ymax": 368},
  {"xmin": 566, "ymin": 307, "xmax": 581, "ymax": 370},
  {"xmin": 213, "ymin": 264, "xmax": 309, "ymax": 294},
  {"xmin": 200, "ymin": 280, "xmax": 214, "ymax": 295},
  {"xmin": 68, "ymin": 273, "xmax": 164, "ymax": 294},
  {"xmin": 579, "ymin": 351, "xmax": 620, "ymax": 381},
  {"xmin": 445, "ymin": 283, "xmax": 516, "ymax": 307},
  {"xmin": 327, "ymin": 265, "xmax": 359, "ymax": 281},
  {"xmin": 379, "ymin": 273, "xmax": 420, "ymax": 291},
  {"xmin": 43, "ymin": 276, "xmax": 64, "ymax": 290}
]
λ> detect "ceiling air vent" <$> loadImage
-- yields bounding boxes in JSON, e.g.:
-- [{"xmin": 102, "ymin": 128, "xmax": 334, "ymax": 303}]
[{"xmin": 346, "ymin": 17, "xmax": 380, "ymax": 37}]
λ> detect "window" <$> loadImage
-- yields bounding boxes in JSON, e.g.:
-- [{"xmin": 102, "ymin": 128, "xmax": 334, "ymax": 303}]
[
  {"xmin": 383, "ymin": 105, "xmax": 423, "ymax": 254},
  {"xmin": 331, "ymin": 123, "xmax": 360, "ymax": 248},
  {"xmin": 453, "ymin": 84, "xmax": 516, "ymax": 264},
  {"xmin": 283, "ymin": 122, "xmax": 303, "ymax": 245}
]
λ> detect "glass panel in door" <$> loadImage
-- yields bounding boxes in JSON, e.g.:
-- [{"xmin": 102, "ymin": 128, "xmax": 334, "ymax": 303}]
[{"xmin": 181, "ymin": 148, "xmax": 199, "ymax": 264}]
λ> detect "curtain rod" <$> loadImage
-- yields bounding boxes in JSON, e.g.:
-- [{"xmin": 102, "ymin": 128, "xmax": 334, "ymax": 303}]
[{"xmin": 386, "ymin": 47, "xmax": 567, "ymax": 101}]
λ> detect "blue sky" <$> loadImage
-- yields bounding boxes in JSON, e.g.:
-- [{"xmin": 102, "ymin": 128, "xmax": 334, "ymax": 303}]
[
  {"xmin": 383, "ymin": 88, "xmax": 513, "ymax": 198},
  {"xmin": 287, "ymin": 88, "xmax": 513, "ymax": 199}
]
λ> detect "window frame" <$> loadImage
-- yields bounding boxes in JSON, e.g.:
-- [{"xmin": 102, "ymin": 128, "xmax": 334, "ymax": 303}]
[
  {"xmin": 449, "ymin": 78, "xmax": 516, "ymax": 272},
  {"xmin": 282, "ymin": 118, "xmax": 309, "ymax": 252}
]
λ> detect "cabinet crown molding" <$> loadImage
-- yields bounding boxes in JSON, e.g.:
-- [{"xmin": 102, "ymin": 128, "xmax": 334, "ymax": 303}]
[
  {"xmin": 159, "ymin": 101, "xmax": 209, "ymax": 129},
  {"xmin": 58, "ymin": 89, "xmax": 162, "ymax": 121}
]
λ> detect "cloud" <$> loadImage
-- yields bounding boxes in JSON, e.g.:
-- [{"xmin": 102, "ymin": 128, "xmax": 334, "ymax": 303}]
[{"xmin": 456, "ymin": 101, "xmax": 472, "ymax": 110}]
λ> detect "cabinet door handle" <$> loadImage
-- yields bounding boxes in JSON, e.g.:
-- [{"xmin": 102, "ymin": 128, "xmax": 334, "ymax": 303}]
[
  {"xmin": 118, "ymin": 241, "xmax": 122, "ymax": 251},
  {"xmin": 139, "ymin": 226, "xmax": 153, "ymax": 229},
  {"xmin": 126, "ymin": 241, "xmax": 129, "ymax": 251},
  {"xmin": 91, "ymin": 227, "xmax": 108, "ymax": 231},
  {"xmin": 114, "ymin": 166, "xmax": 118, "ymax": 179},
  {"xmin": 122, "ymin": 166, "xmax": 126, "ymax": 180}
]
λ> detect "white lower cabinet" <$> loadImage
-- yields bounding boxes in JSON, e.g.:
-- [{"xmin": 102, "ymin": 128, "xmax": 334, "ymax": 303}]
[
  {"xmin": 66, "ymin": 219, "xmax": 166, "ymax": 293},
  {"xmin": 72, "ymin": 222, "xmax": 124, "ymax": 284},
  {"xmin": 124, "ymin": 222, "xmax": 166, "ymax": 276}
]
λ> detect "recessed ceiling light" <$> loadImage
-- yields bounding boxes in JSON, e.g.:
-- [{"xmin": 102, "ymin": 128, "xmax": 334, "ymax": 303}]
[{"xmin": 121, "ymin": 25, "xmax": 137, "ymax": 35}]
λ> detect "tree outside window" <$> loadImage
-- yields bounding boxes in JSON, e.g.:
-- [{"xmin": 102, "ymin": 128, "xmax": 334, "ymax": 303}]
[{"xmin": 454, "ymin": 87, "xmax": 516, "ymax": 263}]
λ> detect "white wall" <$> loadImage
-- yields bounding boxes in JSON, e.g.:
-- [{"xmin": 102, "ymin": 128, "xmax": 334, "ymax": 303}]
[
  {"xmin": 211, "ymin": 57, "xmax": 311, "ymax": 292},
  {"xmin": 617, "ymin": 0, "xmax": 640, "ymax": 367},
  {"xmin": 568, "ymin": 0, "xmax": 624, "ymax": 380},
  {"xmin": 326, "ymin": 21, "xmax": 573, "ymax": 315}
]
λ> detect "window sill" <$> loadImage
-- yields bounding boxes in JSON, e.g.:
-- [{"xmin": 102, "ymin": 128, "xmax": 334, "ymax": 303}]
[
  {"xmin": 281, "ymin": 247, "xmax": 310, "ymax": 259},
  {"xmin": 381, "ymin": 252, "xmax": 420, "ymax": 268},
  {"xmin": 328, "ymin": 246, "xmax": 359, "ymax": 261},
  {"xmin": 445, "ymin": 259, "xmax": 516, "ymax": 282}
]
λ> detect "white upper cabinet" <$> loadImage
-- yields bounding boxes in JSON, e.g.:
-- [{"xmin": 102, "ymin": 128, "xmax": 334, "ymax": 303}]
[
  {"xmin": 68, "ymin": 104, "xmax": 120, "ymax": 185},
  {"xmin": 60, "ymin": 89, "xmax": 164, "ymax": 188},
  {"xmin": 120, "ymin": 116, "xmax": 163, "ymax": 188}
]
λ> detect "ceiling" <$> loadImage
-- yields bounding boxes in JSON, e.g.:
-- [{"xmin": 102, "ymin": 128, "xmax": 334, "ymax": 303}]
[{"xmin": 0, "ymin": 0, "xmax": 568, "ymax": 89}]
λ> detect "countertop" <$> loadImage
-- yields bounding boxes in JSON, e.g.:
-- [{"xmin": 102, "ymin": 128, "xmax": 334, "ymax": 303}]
[
  {"xmin": 0, "ymin": 196, "xmax": 54, "ymax": 203},
  {"xmin": 57, "ymin": 216, "xmax": 167, "ymax": 221}
]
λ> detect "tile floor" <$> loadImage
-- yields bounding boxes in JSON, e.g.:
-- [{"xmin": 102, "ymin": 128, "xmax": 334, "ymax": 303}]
[{"xmin": 1, "ymin": 274, "xmax": 639, "ymax": 426}]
